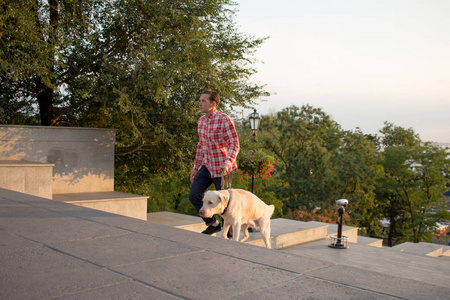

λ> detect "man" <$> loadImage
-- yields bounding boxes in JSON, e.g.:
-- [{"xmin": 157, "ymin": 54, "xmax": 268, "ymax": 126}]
[{"xmin": 189, "ymin": 90, "xmax": 240, "ymax": 235}]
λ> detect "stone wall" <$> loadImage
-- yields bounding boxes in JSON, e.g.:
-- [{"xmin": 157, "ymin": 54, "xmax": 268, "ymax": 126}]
[{"xmin": 0, "ymin": 125, "xmax": 115, "ymax": 194}]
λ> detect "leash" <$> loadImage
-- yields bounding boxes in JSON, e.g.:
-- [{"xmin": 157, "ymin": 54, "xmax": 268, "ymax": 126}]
[{"xmin": 220, "ymin": 167, "xmax": 232, "ymax": 190}]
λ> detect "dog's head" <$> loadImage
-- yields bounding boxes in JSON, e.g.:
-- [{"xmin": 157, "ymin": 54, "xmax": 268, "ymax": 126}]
[{"xmin": 199, "ymin": 190, "xmax": 229, "ymax": 218}]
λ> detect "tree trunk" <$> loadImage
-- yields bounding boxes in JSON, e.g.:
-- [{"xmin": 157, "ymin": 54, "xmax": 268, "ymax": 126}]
[
  {"xmin": 388, "ymin": 214, "xmax": 395, "ymax": 247},
  {"xmin": 36, "ymin": 79, "xmax": 54, "ymax": 125}
]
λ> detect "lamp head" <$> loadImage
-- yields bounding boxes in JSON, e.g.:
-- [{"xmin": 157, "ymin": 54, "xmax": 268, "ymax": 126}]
[
  {"xmin": 335, "ymin": 199, "xmax": 348, "ymax": 208},
  {"xmin": 249, "ymin": 109, "xmax": 261, "ymax": 136}
]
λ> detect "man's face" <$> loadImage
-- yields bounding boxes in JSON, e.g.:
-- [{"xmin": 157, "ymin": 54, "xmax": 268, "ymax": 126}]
[{"xmin": 199, "ymin": 94, "xmax": 216, "ymax": 115}]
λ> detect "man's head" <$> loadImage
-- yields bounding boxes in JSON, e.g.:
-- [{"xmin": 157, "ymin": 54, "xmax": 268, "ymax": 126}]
[{"xmin": 199, "ymin": 90, "xmax": 220, "ymax": 115}]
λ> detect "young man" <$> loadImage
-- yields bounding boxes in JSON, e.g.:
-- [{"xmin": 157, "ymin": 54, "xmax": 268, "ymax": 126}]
[{"xmin": 189, "ymin": 90, "xmax": 240, "ymax": 235}]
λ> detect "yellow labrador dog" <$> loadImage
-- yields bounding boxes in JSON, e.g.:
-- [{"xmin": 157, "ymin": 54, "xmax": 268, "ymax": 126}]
[{"xmin": 199, "ymin": 189, "xmax": 274, "ymax": 248}]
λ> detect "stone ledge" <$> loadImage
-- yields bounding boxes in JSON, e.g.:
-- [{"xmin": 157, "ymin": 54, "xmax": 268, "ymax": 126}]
[
  {"xmin": 0, "ymin": 160, "xmax": 55, "ymax": 167},
  {"xmin": 53, "ymin": 191, "xmax": 148, "ymax": 221},
  {"xmin": 356, "ymin": 236, "xmax": 383, "ymax": 247},
  {"xmin": 0, "ymin": 160, "xmax": 54, "ymax": 199},
  {"xmin": 392, "ymin": 242, "xmax": 444, "ymax": 257}
]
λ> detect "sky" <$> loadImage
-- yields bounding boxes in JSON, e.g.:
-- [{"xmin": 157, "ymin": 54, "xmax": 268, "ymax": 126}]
[{"xmin": 232, "ymin": 0, "xmax": 450, "ymax": 143}]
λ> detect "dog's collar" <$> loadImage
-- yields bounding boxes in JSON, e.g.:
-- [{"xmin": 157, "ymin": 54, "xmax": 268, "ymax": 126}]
[{"xmin": 220, "ymin": 190, "xmax": 231, "ymax": 216}]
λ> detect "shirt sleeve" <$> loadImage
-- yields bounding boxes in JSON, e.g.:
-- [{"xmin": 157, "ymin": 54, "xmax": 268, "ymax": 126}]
[
  {"xmin": 222, "ymin": 116, "xmax": 240, "ymax": 170},
  {"xmin": 193, "ymin": 141, "xmax": 204, "ymax": 171}
]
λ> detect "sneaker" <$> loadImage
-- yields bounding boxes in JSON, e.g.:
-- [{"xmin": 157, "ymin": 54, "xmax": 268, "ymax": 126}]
[{"xmin": 202, "ymin": 223, "xmax": 221, "ymax": 235}]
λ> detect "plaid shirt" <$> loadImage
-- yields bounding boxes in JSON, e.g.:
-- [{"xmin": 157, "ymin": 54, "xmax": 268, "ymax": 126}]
[{"xmin": 193, "ymin": 110, "xmax": 240, "ymax": 178}]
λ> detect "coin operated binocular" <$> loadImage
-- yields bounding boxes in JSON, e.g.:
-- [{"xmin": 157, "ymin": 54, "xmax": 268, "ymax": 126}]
[{"xmin": 329, "ymin": 199, "xmax": 349, "ymax": 249}]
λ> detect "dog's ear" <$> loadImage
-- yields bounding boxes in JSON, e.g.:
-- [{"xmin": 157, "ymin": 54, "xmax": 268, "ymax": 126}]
[{"xmin": 218, "ymin": 191, "xmax": 229, "ymax": 206}]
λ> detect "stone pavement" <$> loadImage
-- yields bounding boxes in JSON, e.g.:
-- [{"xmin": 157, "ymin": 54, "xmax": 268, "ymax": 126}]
[{"xmin": 1, "ymin": 188, "xmax": 449, "ymax": 299}]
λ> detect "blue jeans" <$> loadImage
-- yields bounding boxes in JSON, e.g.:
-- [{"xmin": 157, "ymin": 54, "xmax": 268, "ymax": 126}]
[{"xmin": 188, "ymin": 166, "xmax": 223, "ymax": 226}]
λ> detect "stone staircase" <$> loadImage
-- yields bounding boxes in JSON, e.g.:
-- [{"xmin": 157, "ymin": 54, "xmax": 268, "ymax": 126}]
[
  {"xmin": 0, "ymin": 125, "xmax": 148, "ymax": 220},
  {"xmin": 147, "ymin": 212, "xmax": 450, "ymax": 257},
  {"xmin": 147, "ymin": 211, "xmax": 377, "ymax": 250},
  {"xmin": 0, "ymin": 159, "xmax": 148, "ymax": 220}
]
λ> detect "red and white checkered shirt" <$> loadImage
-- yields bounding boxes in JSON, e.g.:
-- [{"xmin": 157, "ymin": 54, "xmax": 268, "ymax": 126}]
[{"xmin": 193, "ymin": 110, "xmax": 240, "ymax": 178}]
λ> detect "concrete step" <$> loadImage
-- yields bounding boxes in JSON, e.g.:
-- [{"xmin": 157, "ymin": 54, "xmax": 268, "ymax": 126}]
[
  {"xmin": 356, "ymin": 236, "xmax": 383, "ymax": 248},
  {"xmin": 245, "ymin": 218, "xmax": 328, "ymax": 249},
  {"xmin": 147, "ymin": 211, "xmax": 386, "ymax": 253},
  {"xmin": 308, "ymin": 221, "xmax": 359, "ymax": 244},
  {"xmin": 391, "ymin": 242, "xmax": 450, "ymax": 257},
  {"xmin": 147, "ymin": 212, "xmax": 332, "ymax": 249},
  {"xmin": 0, "ymin": 160, "xmax": 54, "ymax": 199},
  {"xmin": 53, "ymin": 191, "xmax": 148, "ymax": 220},
  {"xmin": 147, "ymin": 211, "xmax": 209, "ymax": 233},
  {"xmin": 146, "ymin": 212, "xmax": 385, "ymax": 250}
]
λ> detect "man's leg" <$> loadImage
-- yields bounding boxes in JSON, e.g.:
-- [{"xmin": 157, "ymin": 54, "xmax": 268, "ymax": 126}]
[{"xmin": 188, "ymin": 166, "xmax": 217, "ymax": 226}]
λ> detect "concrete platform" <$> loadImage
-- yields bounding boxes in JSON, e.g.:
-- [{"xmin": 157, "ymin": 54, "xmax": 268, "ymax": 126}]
[
  {"xmin": 53, "ymin": 191, "xmax": 148, "ymax": 220},
  {"xmin": 356, "ymin": 235, "xmax": 383, "ymax": 247},
  {"xmin": 147, "ymin": 212, "xmax": 377, "ymax": 249},
  {"xmin": 391, "ymin": 241, "xmax": 448, "ymax": 257},
  {"xmin": 147, "ymin": 212, "xmax": 331, "ymax": 248},
  {"xmin": 308, "ymin": 220, "xmax": 359, "ymax": 243},
  {"xmin": 245, "ymin": 218, "xmax": 328, "ymax": 249},
  {"xmin": 0, "ymin": 160, "xmax": 54, "ymax": 199},
  {"xmin": 2, "ymin": 188, "xmax": 450, "ymax": 299},
  {"xmin": 280, "ymin": 239, "xmax": 450, "ymax": 291},
  {"xmin": 147, "ymin": 211, "xmax": 208, "ymax": 233}
]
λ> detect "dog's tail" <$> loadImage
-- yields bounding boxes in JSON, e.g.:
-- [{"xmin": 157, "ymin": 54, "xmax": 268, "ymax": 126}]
[{"xmin": 268, "ymin": 204, "xmax": 275, "ymax": 217}]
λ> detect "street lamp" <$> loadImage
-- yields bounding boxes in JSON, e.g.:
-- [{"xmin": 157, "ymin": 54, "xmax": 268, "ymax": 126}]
[
  {"xmin": 249, "ymin": 109, "xmax": 261, "ymax": 136},
  {"xmin": 248, "ymin": 109, "xmax": 261, "ymax": 194},
  {"xmin": 248, "ymin": 109, "xmax": 261, "ymax": 233}
]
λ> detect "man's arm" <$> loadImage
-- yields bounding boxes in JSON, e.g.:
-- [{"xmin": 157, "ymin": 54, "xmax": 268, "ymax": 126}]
[{"xmin": 222, "ymin": 117, "xmax": 240, "ymax": 172}]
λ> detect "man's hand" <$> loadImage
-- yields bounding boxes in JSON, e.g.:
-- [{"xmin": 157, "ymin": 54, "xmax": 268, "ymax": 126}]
[
  {"xmin": 220, "ymin": 165, "xmax": 228, "ymax": 176},
  {"xmin": 190, "ymin": 170, "xmax": 198, "ymax": 184}
]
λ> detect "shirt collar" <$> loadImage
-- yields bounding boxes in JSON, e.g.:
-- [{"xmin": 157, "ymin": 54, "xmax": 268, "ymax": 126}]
[{"xmin": 205, "ymin": 109, "xmax": 218, "ymax": 118}]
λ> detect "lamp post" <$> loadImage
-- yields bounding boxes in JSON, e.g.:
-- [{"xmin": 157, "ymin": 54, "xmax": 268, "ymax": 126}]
[{"xmin": 248, "ymin": 109, "xmax": 260, "ymax": 193}]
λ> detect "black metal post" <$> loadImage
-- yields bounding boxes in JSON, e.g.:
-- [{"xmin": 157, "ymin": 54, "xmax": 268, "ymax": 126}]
[
  {"xmin": 336, "ymin": 207, "xmax": 344, "ymax": 245},
  {"xmin": 251, "ymin": 174, "xmax": 255, "ymax": 193},
  {"xmin": 251, "ymin": 131, "xmax": 257, "ymax": 194}
]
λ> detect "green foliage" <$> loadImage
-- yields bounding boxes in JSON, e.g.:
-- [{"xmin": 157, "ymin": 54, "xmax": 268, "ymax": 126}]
[
  {"xmin": 116, "ymin": 170, "xmax": 196, "ymax": 214},
  {"xmin": 376, "ymin": 122, "xmax": 450, "ymax": 245},
  {"xmin": 111, "ymin": 105, "xmax": 450, "ymax": 246},
  {"xmin": 1, "ymin": 0, "xmax": 268, "ymax": 185},
  {"xmin": 260, "ymin": 105, "xmax": 380, "ymax": 231},
  {"xmin": 3, "ymin": 1, "xmax": 448, "ymax": 246}
]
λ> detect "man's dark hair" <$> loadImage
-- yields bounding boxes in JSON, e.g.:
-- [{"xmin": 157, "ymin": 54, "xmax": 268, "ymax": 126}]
[{"xmin": 202, "ymin": 90, "xmax": 220, "ymax": 106}]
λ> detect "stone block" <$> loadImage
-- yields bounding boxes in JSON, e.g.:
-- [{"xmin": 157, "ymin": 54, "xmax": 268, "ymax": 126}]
[
  {"xmin": 0, "ymin": 160, "xmax": 53, "ymax": 199},
  {"xmin": 53, "ymin": 192, "xmax": 148, "ymax": 221},
  {"xmin": 0, "ymin": 125, "xmax": 115, "ymax": 194}
]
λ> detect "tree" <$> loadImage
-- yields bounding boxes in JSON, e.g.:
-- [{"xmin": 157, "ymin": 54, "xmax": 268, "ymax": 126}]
[
  {"xmin": 1, "ymin": 0, "xmax": 107, "ymax": 125},
  {"xmin": 1, "ymin": 0, "xmax": 269, "ymax": 186},
  {"xmin": 261, "ymin": 105, "xmax": 339, "ymax": 209},
  {"xmin": 329, "ymin": 129, "xmax": 382, "ymax": 236},
  {"xmin": 261, "ymin": 105, "xmax": 380, "ymax": 233},
  {"xmin": 376, "ymin": 122, "xmax": 450, "ymax": 245}
]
